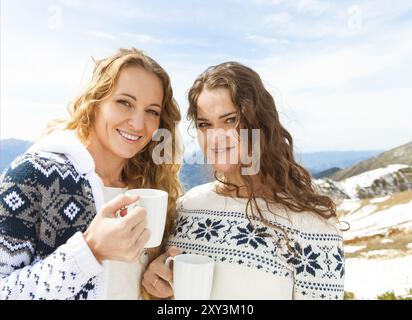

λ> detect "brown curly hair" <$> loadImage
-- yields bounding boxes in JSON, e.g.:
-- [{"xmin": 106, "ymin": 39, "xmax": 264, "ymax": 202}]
[{"xmin": 187, "ymin": 61, "xmax": 337, "ymax": 241}]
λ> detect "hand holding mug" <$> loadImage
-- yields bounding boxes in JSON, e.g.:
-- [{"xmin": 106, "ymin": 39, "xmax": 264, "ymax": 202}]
[
  {"xmin": 83, "ymin": 194, "xmax": 151, "ymax": 263},
  {"xmin": 124, "ymin": 189, "xmax": 169, "ymax": 248},
  {"xmin": 141, "ymin": 246, "xmax": 181, "ymax": 298}
]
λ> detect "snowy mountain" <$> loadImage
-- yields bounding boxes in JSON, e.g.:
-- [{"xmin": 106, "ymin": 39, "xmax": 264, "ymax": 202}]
[
  {"xmin": 329, "ymin": 141, "xmax": 412, "ymax": 181},
  {"xmin": 315, "ymin": 161, "xmax": 412, "ymax": 299},
  {"xmin": 340, "ymin": 191, "xmax": 412, "ymax": 299},
  {"xmin": 316, "ymin": 164, "xmax": 412, "ymax": 200}
]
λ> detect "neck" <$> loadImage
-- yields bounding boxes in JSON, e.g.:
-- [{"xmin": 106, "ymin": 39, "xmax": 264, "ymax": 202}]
[
  {"xmin": 217, "ymin": 170, "xmax": 264, "ymax": 198},
  {"xmin": 85, "ymin": 131, "xmax": 127, "ymax": 188}
]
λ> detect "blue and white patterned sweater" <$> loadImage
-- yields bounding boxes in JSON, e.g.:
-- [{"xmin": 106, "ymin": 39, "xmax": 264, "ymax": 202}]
[
  {"xmin": 0, "ymin": 131, "xmax": 106, "ymax": 300},
  {"xmin": 167, "ymin": 183, "xmax": 345, "ymax": 300}
]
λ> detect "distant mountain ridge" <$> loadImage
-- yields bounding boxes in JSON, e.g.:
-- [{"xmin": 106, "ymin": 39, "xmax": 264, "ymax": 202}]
[
  {"xmin": 0, "ymin": 138, "xmax": 407, "ymax": 194},
  {"xmin": 329, "ymin": 141, "xmax": 412, "ymax": 181},
  {"xmin": 0, "ymin": 138, "xmax": 214, "ymax": 190},
  {"xmin": 297, "ymin": 150, "xmax": 382, "ymax": 174},
  {"xmin": 0, "ymin": 139, "xmax": 33, "ymax": 172},
  {"xmin": 313, "ymin": 167, "xmax": 341, "ymax": 179}
]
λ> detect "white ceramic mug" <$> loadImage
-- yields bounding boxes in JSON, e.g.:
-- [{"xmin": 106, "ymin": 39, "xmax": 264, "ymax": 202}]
[
  {"xmin": 165, "ymin": 254, "xmax": 215, "ymax": 300},
  {"xmin": 125, "ymin": 188, "xmax": 168, "ymax": 248}
]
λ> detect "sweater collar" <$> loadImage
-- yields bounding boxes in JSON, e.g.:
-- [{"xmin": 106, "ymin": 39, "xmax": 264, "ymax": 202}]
[{"xmin": 27, "ymin": 130, "xmax": 95, "ymax": 175}]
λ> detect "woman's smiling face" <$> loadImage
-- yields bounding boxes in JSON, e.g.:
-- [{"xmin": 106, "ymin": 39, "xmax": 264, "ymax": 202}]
[
  {"xmin": 196, "ymin": 87, "xmax": 241, "ymax": 174},
  {"xmin": 92, "ymin": 65, "xmax": 164, "ymax": 161}
]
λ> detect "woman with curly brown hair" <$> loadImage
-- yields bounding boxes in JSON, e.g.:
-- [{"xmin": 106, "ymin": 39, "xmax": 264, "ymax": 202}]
[{"xmin": 142, "ymin": 61, "xmax": 345, "ymax": 300}]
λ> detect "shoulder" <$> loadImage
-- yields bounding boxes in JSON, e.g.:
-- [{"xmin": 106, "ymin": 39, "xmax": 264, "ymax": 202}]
[
  {"xmin": 1, "ymin": 151, "xmax": 76, "ymax": 184},
  {"xmin": 184, "ymin": 182, "xmax": 216, "ymax": 198},
  {"xmin": 288, "ymin": 210, "xmax": 342, "ymax": 238},
  {"xmin": 177, "ymin": 182, "xmax": 217, "ymax": 209}
]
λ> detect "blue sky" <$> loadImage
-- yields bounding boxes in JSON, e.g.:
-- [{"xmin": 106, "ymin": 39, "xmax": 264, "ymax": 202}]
[{"xmin": 1, "ymin": 0, "xmax": 412, "ymax": 154}]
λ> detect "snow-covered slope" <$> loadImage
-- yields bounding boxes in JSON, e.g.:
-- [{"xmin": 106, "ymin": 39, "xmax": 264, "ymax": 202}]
[
  {"xmin": 345, "ymin": 256, "xmax": 412, "ymax": 299},
  {"xmin": 338, "ymin": 191, "xmax": 412, "ymax": 300},
  {"xmin": 341, "ymin": 197, "xmax": 412, "ymax": 240},
  {"xmin": 316, "ymin": 164, "xmax": 412, "ymax": 200},
  {"xmin": 337, "ymin": 164, "xmax": 411, "ymax": 198}
]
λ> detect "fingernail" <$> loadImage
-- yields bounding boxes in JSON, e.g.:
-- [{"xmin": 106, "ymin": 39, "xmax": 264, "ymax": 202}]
[{"xmin": 120, "ymin": 208, "xmax": 128, "ymax": 217}]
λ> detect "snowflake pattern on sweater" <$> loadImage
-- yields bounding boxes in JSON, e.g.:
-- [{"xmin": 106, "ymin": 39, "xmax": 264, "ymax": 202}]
[
  {"xmin": 167, "ymin": 183, "xmax": 345, "ymax": 300},
  {"xmin": 0, "ymin": 152, "xmax": 103, "ymax": 300}
]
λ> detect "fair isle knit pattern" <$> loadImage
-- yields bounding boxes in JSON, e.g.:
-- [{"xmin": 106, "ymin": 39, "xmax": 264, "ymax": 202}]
[
  {"xmin": 167, "ymin": 183, "xmax": 345, "ymax": 300},
  {"xmin": 0, "ymin": 151, "xmax": 103, "ymax": 300}
]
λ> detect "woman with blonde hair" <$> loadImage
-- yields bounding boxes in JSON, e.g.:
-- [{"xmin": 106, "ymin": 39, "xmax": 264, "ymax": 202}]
[
  {"xmin": 142, "ymin": 62, "xmax": 345, "ymax": 300},
  {"xmin": 0, "ymin": 48, "xmax": 182, "ymax": 299}
]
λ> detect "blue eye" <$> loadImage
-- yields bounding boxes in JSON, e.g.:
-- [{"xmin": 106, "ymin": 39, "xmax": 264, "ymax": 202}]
[
  {"xmin": 117, "ymin": 100, "xmax": 131, "ymax": 108},
  {"xmin": 146, "ymin": 109, "xmax": 160, "ymax": 117},
  {"xmin": 226, "ymin": 117, "xmax": 236, "ymax": 124},
  {"xmin": 197, "ymin": 122, "xmax": 210, "ymax": 128}
]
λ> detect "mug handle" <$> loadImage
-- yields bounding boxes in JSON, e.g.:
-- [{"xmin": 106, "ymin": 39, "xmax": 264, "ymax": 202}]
[{"xmin": 164, "ymin": 256, "xmax": 175, "ymax": 289}]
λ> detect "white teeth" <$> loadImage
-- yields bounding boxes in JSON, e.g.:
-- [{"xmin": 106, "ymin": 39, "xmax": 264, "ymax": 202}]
[
  {"xmin": 213, "ymin": 147, "xmax": 234, "ymax": 153},
  {"xmin": 117, "ymin": 129, "xmax": 141, "ymax": 141}
]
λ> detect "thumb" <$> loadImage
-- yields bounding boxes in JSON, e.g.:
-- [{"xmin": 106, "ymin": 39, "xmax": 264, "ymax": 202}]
[{"xmin": 100, "ymin": 194, "xmax": 140, "ymax": 218}]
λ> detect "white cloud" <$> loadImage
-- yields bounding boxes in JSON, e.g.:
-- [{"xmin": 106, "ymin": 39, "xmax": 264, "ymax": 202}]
[
  {"xmin": 250, "ymin": 20, "xmax": 412, "ymax": 151},
  {"xmin": 123, "ymin": 32, "xmax": 209, "ymax": 47},
  {"xmin": 254, "ymin": 0, "xmax": 285, "ymax": 6},
  {"xmin": 89, "ymin": 30, "xmax": 117, "ymax": 40},
  {"xmin": 0, "ymin": 99, "xmax": 69, "ymax": 141},
  {"xmin": 244, "ymin": 33, "xmax": 290, "ymax": 45},
  {"xmin": 264, "ymin": 12, "xmax": 292, "ymax": 28},
  {"xmin": 1, "ymin": 0, "xmax": 411, "ymax": 154},
  {"xmin": 60, "ymin": 0, "xmax": 85, "ymax": 8},
  {"xmin": 295, "ymin": 0, "xmax": 330, "ymax": 16},
  {"xmin": 255, "ymin": 21, "xmax": 412, "ymax": 94},
  {"xmin": 123, "ymin": 32, "xmax": 156, "ymax": 43}
]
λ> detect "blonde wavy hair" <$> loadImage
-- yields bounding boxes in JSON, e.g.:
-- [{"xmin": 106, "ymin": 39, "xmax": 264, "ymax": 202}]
[{"xmin": 45, "ymin": 48, "xmax": 183, "ymax": 298}]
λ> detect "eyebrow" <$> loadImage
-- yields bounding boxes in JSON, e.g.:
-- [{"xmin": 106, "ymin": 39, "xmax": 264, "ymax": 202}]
[
  {"xmin": 119, "ymin": 93, "xmax": 137, "ymax": 101},
  {"xmin": 197, "ymin": 111, "xmax": 237, "ymax": 121},
  {"xmin": 118, "ymin": 93, "xmax": 162, "ymax": 108}
]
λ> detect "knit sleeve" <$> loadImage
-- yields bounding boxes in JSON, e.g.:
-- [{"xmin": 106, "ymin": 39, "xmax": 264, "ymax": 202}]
[
  {"xmin": 284, "ymin": 216, "xmax": 345, "ymax": 300},
  {"xmin": 0, "ymin": 155, "xmax": 103, "ymax": 299}
]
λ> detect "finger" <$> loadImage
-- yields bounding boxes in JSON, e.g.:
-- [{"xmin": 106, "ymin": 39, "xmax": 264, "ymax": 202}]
[
  {"xmin": 142, "ymin": 268, "xmax": 160, "ymax": 285},
  {"xmin": 130, "ymin": 220, "xmax": 148, "ymax": 243},
  {"xmin": 142, "ymin": 256, "xmax": 172, "ymax": 283},
  {"xmin": 151, "ymin": 279, "xmax": 174, "ymax": 298},
  {"xmin": 142, "ymin": 277, "xmax": 173, "ymax": 298},
  {"xmin": 134, "ymin": 228, "xmax": 151, "ymax": 255},
  {"xmin": 142, "ymin": 278, "xmax": 173, "ymax": 298},
  {"xmin": 150, "ymin": 259, "xmax": 173, "ymax": 282},
  {"xmin": 101, "ymin": 194, "xmax": 140, "ymax": 218},
  {"xmin": 124, "ymin": 206, "xmax": 147, "ymax": 225},
  {"xmin": 146, "ymin": 262, "xmax": 173, "ymax": 281},
  {"xmin": 166, "ymin": 246, "xmax": 182, "ymax": 258},
  {"xmin": 141, "ymin": 277, "xmax": 158, "ymax": 297}
]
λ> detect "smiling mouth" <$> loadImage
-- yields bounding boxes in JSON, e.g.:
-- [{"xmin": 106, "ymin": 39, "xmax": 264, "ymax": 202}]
[
  {"xmin": 211, "ymin": 147, "xmax": 235, "ymax": 154},
  {"xmin": 116, "ymin": 129, "xmax": 143, "ymax": 142}
]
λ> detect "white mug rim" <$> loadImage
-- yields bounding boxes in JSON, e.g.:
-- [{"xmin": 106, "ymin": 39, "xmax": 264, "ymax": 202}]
[
  {"xmin": 126, "ymin": 188, "xmax": 168, "ymax": 198},
  {"xmin": 172, "ymin": 254, "xmax": 214, "ymax": 265}
]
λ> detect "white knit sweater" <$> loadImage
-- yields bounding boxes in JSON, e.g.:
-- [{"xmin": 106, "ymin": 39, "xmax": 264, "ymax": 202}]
[{"xmin": 167, "ymin": 182, "xmax": 345, "ymax": 300}]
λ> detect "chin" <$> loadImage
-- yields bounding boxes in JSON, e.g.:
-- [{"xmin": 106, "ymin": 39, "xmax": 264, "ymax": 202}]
[
  {"xmin": 113, "ymin": 146, "xmax": 141, "ymax": 160},
  {"xmin": 115, "ymin": 139, "xmax": 152, "ymax": 160},
  {"xmin": 213, "ymin": 163, "xmax": 239, "ymax": 174}
]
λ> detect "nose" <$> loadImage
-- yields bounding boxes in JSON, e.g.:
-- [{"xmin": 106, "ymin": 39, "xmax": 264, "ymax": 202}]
[
  {"xmin": 127, "ymin": 108, "xmax": 145, "ymax": 131},
  {"xmin": 207, "ymin": 128, "xmax": 231, "ymax": 149}
]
